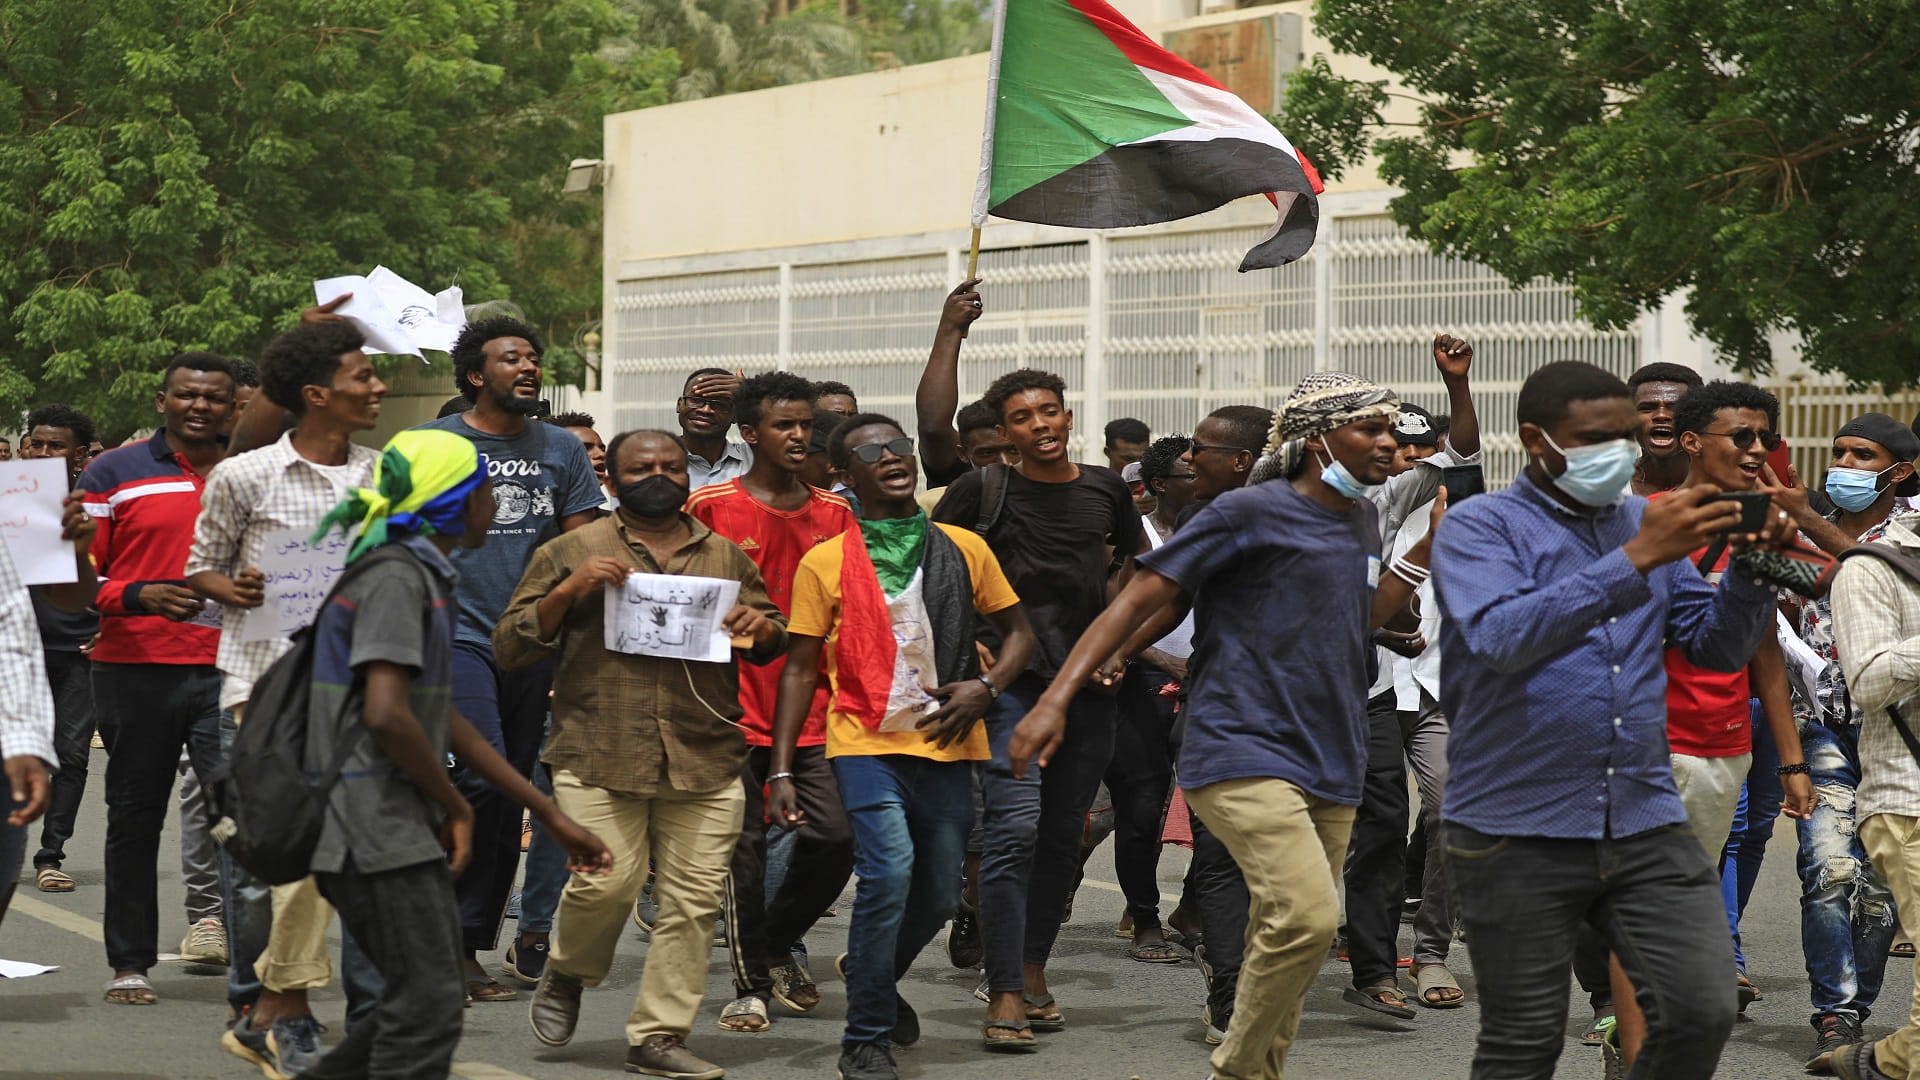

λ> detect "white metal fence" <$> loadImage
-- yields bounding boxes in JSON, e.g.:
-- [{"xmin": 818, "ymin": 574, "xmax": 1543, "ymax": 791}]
[{"xmin": 610, "ymin": 211, "xmax": 1649, "ymax": 488}]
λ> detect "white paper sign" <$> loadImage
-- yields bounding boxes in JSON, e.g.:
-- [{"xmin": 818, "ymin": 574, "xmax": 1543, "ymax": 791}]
[
  {"xmin": 604, "ymin": 573, "xmax": 740, "ymax": 663},
  {"xmin": 242, "ymin": 528, "xmax": 352, "ymax": 643},
  {"xmin": 0, "ymin": 458, "xmax": 76, "ymax": 586},
  {"xmin": 0, "ymin": 959, "xmax": 59, "ymax": 979},
  {"xmin": 313, "ymin": 265, "xmax": 465, "ymax": 360}
]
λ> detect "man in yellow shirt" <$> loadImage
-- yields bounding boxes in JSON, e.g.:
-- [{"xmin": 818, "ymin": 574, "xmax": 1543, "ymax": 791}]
[{"xmin": 768, "ymin": 414, "xmax": 1036, "ymax": 1079}]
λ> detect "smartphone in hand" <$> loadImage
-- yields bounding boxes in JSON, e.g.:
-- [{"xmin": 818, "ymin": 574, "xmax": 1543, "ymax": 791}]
[
  {"xmin": 1709, "ymin": 491, "xmax": 1772, "ymax": 534},
  {"xmin": 1440, "ymin": 464, "xmax": 1484, "ymax": 505}
]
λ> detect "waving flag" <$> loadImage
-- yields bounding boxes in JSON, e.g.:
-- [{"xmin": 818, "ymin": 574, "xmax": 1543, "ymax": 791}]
[{"xmin": 971, "ymin": 0, "xmax": 1323, "ymax": 270}]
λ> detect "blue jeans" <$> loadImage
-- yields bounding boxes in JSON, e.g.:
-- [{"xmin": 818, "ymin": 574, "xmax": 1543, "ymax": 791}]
[
  {"xmin": 833, "ymin": 754, "xmax": 973, "ymax": 1047},
  {"xmin": 518, "ymin": 761, "xmax": 567, "ymax": 935},
  {"xmin": 449, "ymin": 642, "xmax": 552, "ymax": 952},
  {"xmin": 1797, "ymin": 717, "xmax": 1897, "ymax": 1023},
  {"xmin": 1722, "ymin": 700, "xmax": 1781, "ymax": 971},
  {"xmin": 978, "ymin": 675, "xmax": 1117, "ymax": 993},
  {"xmin": 1447, "ymin": 823, "xmax": 1736, "ymax": 1079},
  {"xmin": 221, "ymin": 711, "xmax": 381, "ymax": 1025}
]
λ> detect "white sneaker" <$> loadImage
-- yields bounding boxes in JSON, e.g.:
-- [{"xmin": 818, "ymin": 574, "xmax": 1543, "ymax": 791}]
[{"xmin": 180, "ymin": 917, "xmax": 228, "ymax": 966}]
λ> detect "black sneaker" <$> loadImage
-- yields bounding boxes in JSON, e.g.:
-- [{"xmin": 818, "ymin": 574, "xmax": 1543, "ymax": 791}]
[
  {"xmin": 503, "ymin": 936, "xmax": 549, "ymax": 987},
  {"xmin": 1809, "ymin": 1014, "xmax": 1864, "ymax": 1073},
  {"xmin": 837, "ymin": 1040, "xmax": 899, "ymax": 1080},
  {"xmin": 947, "ymin": 906, "xmax": 982, "ymax": 970}
]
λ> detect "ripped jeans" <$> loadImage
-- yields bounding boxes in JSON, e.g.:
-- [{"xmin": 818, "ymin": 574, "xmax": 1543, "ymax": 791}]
[{"xmin": 1797, "ymin": 716, "xmax": 1898, "ymax": 1023}]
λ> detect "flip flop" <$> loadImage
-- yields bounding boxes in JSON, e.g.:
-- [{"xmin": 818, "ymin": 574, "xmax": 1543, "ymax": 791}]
[
  {"xmin": 1412, "ymin": 963, "xmax": 1465, "ymax": 1009},
  {"xmin": 1127, "ymin": 938, "xmax": 1187, "ymax": 964},
  {"xmin": 717, "ymin": 995, "xmax": 770, "ymax": 1032},
  {"xmin": 35, "ymin": 867, "xmax": 75, "ymax": 893},
  {"xmin": 1342, "ymin": 982, "xmax": 1416, "ymax": 1020},
  {"xmin": 1023, "ymin": 992, "xmax": 1066, "ymax": 1031},
  {"xmin": 104, "ymin": 973, "xmax": 157, "ymax": 1005},
  {"xmin": 464, "ymin": 977, "xmax": 518, "ymax": 1002},
  {"xmin": 981, "ymin": 1018, "xmax": 1037, "ymax": 1051}
]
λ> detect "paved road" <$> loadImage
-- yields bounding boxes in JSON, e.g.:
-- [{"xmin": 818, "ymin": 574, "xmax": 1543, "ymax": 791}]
[{"xmin": 0, "ymin": 750, "xmax": 1902, "ymax": 1078}]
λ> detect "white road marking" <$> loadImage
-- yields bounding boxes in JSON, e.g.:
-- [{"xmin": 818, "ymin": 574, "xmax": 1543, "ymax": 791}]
[{"xmin": 12, "ymin": 893, "xmax": 540, "ymax": 1080}]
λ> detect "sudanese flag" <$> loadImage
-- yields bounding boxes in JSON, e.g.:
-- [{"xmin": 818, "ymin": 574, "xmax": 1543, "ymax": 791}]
[{"xmin": 971, "ymin": 0, "xmax": 1324, "ymax": 270}]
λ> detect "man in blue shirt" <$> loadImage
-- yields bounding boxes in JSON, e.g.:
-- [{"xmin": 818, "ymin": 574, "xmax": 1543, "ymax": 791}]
[
  {"xmin": 1432, "ymin": 361, "xmax": 1787, "ymax": 1079},
  {"xmin": 412, "ymin": 317, "xmax": 605, "ymax": 1000},
  {"xmin": 1011, "ymin": 372, "xmax": 1429, "ymax": 1080}
]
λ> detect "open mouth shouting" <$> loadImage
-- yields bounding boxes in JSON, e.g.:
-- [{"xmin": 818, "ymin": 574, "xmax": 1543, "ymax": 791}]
[{"xmin": 874, "ymin": 461, "xmax": 915, "ymax": 495}]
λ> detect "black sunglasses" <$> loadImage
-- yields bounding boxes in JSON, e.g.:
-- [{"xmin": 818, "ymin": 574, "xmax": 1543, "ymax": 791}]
[
  {"xmin": 1188, "ymin": 442, "xmax": 1247, "ymax": 456},
  {"xmin": 1701, "ymin": 428, "xmax": 1784, "ymax": 451},
  {"xmin": 850, "ymin": 436, "xmax": 915, "ymax": 464}
]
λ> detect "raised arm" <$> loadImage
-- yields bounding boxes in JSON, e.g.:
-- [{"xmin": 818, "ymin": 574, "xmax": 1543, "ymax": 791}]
[
  {"xmin": 1433, "ymin": 333, "xmax": 1479, "ymax": 459},
  {"xmin": 915, "ymin": 279, "xmax": 984, "ymax": 482}
]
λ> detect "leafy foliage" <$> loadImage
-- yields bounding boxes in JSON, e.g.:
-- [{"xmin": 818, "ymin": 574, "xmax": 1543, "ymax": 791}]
[
  {"xmin": 1281, "ymin": 0, "xmax": 1920, "ymax": 387},
  {"xmin": 0, "ymin": 0, "xmax": 674, "ymax": 436}
]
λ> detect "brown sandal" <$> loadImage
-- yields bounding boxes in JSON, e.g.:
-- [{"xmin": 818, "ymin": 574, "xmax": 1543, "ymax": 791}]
[
  {"xmin": 464, "ymin": 976, "xmax": 518, "ymax": 1002},
  {"xmin": 1342, "ymin": 981, "xmax": 1416, "ymax": 1019}
]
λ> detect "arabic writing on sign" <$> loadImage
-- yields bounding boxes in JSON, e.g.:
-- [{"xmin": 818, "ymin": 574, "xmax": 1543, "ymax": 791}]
[
  {"xmin": 240, "ymin": 528, "xmax": 353, "ymax": 643},
  {"xmin": 0, "ymin": 458, "xmax": 76, "ymax": 586},
  {"xmin": 604, "ymin": 572, "xmax": 740, "ymax": 663}
]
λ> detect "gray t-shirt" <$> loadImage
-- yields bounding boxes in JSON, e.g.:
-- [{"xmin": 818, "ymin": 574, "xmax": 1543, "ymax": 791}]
[
  {"xmin": 306, "ymin": 541, "xmax": 457, "ymax": 875},
  {"xmin": 412, "ymin": 413, "xmax": 604, "ymax": 646}
]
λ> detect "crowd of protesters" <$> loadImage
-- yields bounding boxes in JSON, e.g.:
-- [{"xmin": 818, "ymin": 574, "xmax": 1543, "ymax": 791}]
[{"xmin": 7, "ymin": 279, "xmax": 1920, "ymax": 1080}]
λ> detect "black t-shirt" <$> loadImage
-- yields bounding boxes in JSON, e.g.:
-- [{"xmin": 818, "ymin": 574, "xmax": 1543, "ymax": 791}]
[
  {"xmin": 931, "ymin": 463, "xmax": 1144, "ymax": 678},
  {"xmin": 31, "ymin": 585, "xmax": 98, "ymax": 652}
]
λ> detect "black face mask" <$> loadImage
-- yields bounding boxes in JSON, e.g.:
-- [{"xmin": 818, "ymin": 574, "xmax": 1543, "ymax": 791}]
[{"xmin": 617, "ymin": 474, "xmax": 689, "ymax": 518}]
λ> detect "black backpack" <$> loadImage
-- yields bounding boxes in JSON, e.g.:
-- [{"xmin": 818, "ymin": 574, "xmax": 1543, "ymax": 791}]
[{"xmin": 204, "ymin": 545, "xmax": 424, "ymax": 885}]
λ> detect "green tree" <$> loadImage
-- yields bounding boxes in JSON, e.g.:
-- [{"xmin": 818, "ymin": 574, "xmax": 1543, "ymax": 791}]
[
  {"xmin": 621, "ymin": 0, "xmax": 868, "ymax": 101},
  {"xmin": 0, "ymin": 0, "xmax": 674, "ymax": 435},
  {"xmin": 1280, "ymin": 1, "xmax": 1920, "ymax": 387}
]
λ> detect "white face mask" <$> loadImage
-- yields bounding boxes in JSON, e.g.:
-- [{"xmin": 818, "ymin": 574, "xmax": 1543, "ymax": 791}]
[
  {"xmin": 1540, "ymin": 431, "xmax": 1637, "ymax": 507},
  {"xmin": 1317, "ymin": 449, "xmax": 1373, "ymax": 498}
]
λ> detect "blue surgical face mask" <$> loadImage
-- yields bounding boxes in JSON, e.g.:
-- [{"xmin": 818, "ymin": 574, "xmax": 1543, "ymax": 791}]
[
  {"xmin": 1317, "ymin": 450, "xmax": 1372, "ymax": 499},
  {"xmin": 1826, "ymin": 464, "xmax": 1897, "ymax": 512},
  {"xmin": 1540, "ymin": 431, "xmax": 1637, "ymax": 507}
]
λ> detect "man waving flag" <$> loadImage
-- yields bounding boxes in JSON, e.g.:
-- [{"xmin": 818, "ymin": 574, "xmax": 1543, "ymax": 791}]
[{"xmin": 971, "ymin": 0, "xmax": 1324, "ymax": 270}]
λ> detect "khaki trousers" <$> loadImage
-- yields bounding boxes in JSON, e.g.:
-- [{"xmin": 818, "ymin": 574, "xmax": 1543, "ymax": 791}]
[
  {"xmin": 1185, "ymin": 776, "xmax": 1356, "ymax": 1080},
  {"xmin": 548, "ymin": 769, "xmax": 743, "ymax": 1045},
  {"xmin": 233, "ymin": 704, "xmax": 334, "ymax": 991},
  {"xmin": 1863, "ymin": 813, "xmax": 1920, "ymax": 1079},
  {"xmin": 1671, "ymin": 751, "xmax": 1751, "ymax": 862}
]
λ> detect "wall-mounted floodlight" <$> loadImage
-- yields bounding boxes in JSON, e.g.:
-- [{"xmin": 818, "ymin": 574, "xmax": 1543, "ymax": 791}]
[{"xmin": 563, "ymin": 158, "xmax": 609, "ymax": 195}]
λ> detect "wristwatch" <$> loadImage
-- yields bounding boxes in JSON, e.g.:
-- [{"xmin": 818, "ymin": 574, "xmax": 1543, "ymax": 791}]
[{"xmin": 976, "ymin": 674, "xmax": 999, "ymax": 699}]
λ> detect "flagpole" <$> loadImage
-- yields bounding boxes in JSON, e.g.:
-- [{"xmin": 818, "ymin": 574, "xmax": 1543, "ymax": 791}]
[
  {"xmin": 967, "ymin": 226, "xmax": 982, "ymax": 279},
  {"xmin": 968, "ymin": 0, "xmax": 1008, "ymax": 254}
]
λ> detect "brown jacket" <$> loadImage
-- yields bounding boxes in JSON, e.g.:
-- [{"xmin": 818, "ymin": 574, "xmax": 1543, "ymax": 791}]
[{"xmin": 494, "ymin": 512, "xmax": 786, "ymax": 796}]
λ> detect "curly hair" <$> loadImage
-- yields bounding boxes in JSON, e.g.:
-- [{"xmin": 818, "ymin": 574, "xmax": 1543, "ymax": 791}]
[
  {"xmin": 734, "ymin": 370, "xmax": 818, "ymax": 428},
  {"xmin": 956, "ymin": 400, "xmax": 1000, "ymax": 436},
  {"xmin": 1673, "ymin": 381, "xmax": 1780, "ymax": 435},
  {"xmin": 1138, "ymin": 435, "xmax": 1192, "ymax": 487},
  {"xmin": 24, "ymin": 403, "xmax": 97, "ymax": 449},
  {"xmin": 545, "ymin": 411, "xmax": 598, "ymax": 430},
  {"xmin": 811, "ymin": 380, "xmax": 857, "ymax": 406},
  {"xmin": 983, "ymin": 368, "xmax": 1067, "ymax": 418},
  {"xmin": 452, "ymin": 317, "xmax": 542, "ymax": 402},
  {"xmin": 1517, "ymin": 362, "xmax": 1630, "ymax": 428},
  {"xmin": 1104, "ymin": 417, "xmax": 1150, "ymax": 448},
  {"xmin": 260, "ymin": 322, "xmax": 367, "ymax": 415},
  {"xmin": 1204, "ymin": 405, "xmax": 1274, "ymax": 453}
]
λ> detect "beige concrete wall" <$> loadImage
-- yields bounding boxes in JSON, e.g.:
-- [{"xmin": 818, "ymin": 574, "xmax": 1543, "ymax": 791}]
[{"xmin": 601, "ymin": 1, "xmax": 1413, "ymax": 275}]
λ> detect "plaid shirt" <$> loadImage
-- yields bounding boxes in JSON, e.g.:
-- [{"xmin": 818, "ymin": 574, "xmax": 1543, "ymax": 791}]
[
  {"xmin": 1832, "ymin": 513, "xmax": 1920, "ymax": 822},
  {"xmin": 0, "ymin": 540, "xmax": 57, "ymax": 767},
  {"xmin": 185, "ymin": 433, "xmax": 378, "ymax": 709},
  {"xmin": 493, "ymin": 512, "xmax": 786, "ymax": 797}
]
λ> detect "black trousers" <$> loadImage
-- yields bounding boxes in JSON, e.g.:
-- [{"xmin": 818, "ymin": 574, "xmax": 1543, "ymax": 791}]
[
  {"xmin": 93, "ymin": 662, "xmax": 222, "ymax": 972},
  {"xmin": 1446, "ymin": 822, "xmax": 1737, "ymax": 1079},
  {"xmin": 1343, "ymin": 692, "xmax": 1410, "ymax": 987},
  {"xmin": 307, "ymin": 857, "xmax": 465, "ymax": 1080},
  {"xmin": 449, "ymin": 642, "xmax": 551, "ymax": 952},
  {"xmin": 1105, "ymin": 666, "xmax": 1178, "ymax": 923},
  {"xmin": 726, "ymin": 744, "xmax": 854, "ymax": 997},
  {"xmin": 34, "ymin": 649, "xmax": 94, "ymax": 869}
]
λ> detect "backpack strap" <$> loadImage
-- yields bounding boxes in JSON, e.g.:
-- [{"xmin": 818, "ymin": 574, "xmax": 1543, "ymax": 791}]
[
  {"xmin": 976, "ymin": 462, "xmax": 1011, "ymax": 539},
  {"xmin": 1834, "ymin": 542, "xmax": 1920, "ymax": 760}
]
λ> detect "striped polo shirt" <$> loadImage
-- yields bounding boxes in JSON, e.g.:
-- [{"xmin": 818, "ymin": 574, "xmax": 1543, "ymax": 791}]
[{"xmin": 77, "ymin": 433, "xmax": 220, "ymax": 665}]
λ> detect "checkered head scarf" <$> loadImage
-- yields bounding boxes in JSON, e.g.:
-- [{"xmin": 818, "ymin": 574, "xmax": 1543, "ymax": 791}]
[{"xmin": 1253, "ymin": 372, "xmax": 1400, "ymax": 483}]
